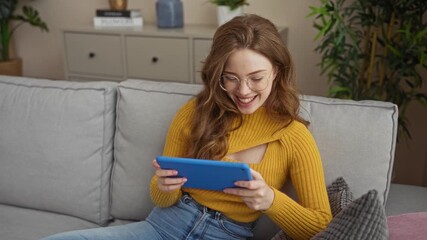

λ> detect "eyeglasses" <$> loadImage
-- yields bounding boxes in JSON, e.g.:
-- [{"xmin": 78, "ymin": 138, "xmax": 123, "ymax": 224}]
[{"xmin": 219, "ymin": 72, "xmax": 271, "ymax": 92}]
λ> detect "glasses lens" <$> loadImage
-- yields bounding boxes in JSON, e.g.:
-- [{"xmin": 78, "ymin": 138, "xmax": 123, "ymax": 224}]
[
  {"xmin": 220, "ymin": 74, "xmax": 270, "ymax": 91},
  {"xmin": 247, "ymin": 75, "xmax": 268, "ymax": 91},
  {"xmin": 220, "ymin": 75, "xmax": 239, "ymax": 91}
]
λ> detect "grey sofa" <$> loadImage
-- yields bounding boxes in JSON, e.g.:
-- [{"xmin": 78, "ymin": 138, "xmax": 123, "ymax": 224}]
[{"xmin": 0, "ymin": 75, "xmax": 426, "ymax": 240}]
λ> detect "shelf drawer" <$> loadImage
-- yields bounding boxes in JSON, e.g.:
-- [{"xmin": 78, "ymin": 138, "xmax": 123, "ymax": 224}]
[
  {"xmin": 126, "ymin": 36, "xmax": 190, "ymax": 82},
  {"xmin": 64, "ymin": 32, "xmax": 123, "ymax": 77}
]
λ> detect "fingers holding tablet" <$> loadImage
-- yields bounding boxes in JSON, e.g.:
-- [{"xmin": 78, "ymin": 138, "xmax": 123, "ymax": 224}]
[
  {"xmin": 152, "ymin": 159, "xmax": 187, "ymax": 192},
  {"xmin": 224, "ymin": 169, "xmax": 274, "ymax": 211}
]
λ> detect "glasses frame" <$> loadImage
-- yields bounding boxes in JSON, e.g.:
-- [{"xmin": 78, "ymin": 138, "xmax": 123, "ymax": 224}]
[{"xmin": 219, "ymin": 71, "xmax": 272, "ymax": 92}]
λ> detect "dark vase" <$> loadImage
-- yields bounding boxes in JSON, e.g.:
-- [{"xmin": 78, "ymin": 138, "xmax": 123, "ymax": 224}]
[{"xmin": 156, "ymin": 0, "xmax": 184, "ymax": 28}]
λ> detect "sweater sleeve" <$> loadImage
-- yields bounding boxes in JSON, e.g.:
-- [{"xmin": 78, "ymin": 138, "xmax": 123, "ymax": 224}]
[
  {"xmin": 149, "ymin": 100, "xmax": 196, "ymax": 207},
  {"xmin": 264, "ymin": 123, "xmax": 332, "ymax": 240}
]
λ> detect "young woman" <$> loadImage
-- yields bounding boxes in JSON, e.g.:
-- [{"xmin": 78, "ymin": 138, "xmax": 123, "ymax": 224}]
[{"xmin": 42, "ymin": 14, "xmax": 332, "ymax": 240}]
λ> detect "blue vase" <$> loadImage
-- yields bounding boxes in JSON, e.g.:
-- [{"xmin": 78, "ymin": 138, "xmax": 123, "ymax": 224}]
[{"xmin": 156, "ymin": 0, "xmax": 184, "ymax": 28}]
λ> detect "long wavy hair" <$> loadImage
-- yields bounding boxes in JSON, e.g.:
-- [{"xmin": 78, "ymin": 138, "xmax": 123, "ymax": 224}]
[{"xmin": 187, "ymin": 14, "xmax": 306, "ymax": 160}]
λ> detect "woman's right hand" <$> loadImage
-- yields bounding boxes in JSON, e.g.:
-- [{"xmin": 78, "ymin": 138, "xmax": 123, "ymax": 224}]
[{"xmin": 152, "ymin": 159, "xmax": 187, "ymax": 192}]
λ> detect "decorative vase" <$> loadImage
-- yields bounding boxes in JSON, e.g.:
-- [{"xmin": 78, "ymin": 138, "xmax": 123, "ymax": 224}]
[
  {"xmin": 217, "ymin": 6, "xmax": 243, "ymax": 26},
  {"xmin": 156, "ymin": 0, "xmax": 184, "ymax": 28},
  {"xmin": 109, "ymin": 0, "xmax": 127, "ymax": 10},
  {"xmin": 0, "ymin": 58, "xmax": 22, "ymax": 76}
]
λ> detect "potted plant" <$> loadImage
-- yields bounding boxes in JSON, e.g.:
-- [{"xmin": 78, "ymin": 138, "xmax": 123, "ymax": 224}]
[
  {"xmin": 308, "ymin": 0, "xmax": 427, "ymax": 140},
  {"xmin": 0, "ymin": 0, "xmax": 48, "ymax": 76},
  {"xmin": 210, "ymin": 0, "xmax": 249, "ymax": 26}
]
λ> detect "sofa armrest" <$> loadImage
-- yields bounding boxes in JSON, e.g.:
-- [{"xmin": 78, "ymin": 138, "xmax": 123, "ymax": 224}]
[{"xmin": 385, "ymin": 183, "xmax": 427, "ymax": 216}]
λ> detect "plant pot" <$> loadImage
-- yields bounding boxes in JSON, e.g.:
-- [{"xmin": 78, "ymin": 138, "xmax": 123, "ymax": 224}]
[
  {"xmin": 216, "ymin": 6, "xmax": 243, "ymax": 26},
  {"xmin": 0, "ymin": 58, "xmax": 22, "ymax": 76}
]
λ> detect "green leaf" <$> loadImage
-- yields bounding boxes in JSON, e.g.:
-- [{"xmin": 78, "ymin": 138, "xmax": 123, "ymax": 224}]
[
  {"xmin": 415, "ymin": 93, "xmax": 427, "ymax": 107},
  {"xmin": 386, "ymin": 43, "xmax": 402, "ymax": 57},
  {"xmin": 328, "ymin": 86, "xmax": 352, "ymax": 96},
  {"xmin": 315, "ymin": 19, "xmax": 334, "ymax": 40},
  {"xmin": 0, "ymin": 0, "xmax": 17, "ymax": 20},
  {"xmin": 307, "ymin": 6, "xmax": 327, "ymax": 18},
  {"xmin": 13, "ymin": 6, "xmax": 49, "ymax": 32},
  {"xmin": 414, "ymin": 27, "xmax": 427, "ymax": 42},
  {"xmin": 210, "ymin": 0, "xmax": 249, "ymax": 11}
]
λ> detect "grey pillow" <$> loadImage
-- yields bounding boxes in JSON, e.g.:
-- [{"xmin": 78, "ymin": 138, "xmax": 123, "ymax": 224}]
[
  {"xmin": 271, "ymin": 177, "xmax": 388, "ymax": 240},
  {"xmin": 327, "ymin": 176, "xmax": 353, "ymax": 217},
  {"xmin": 271, "ymin": 230, "xmax": 294, "ymax": 240},
  {"xmin": 312, "ymin": 189, "xmax": 388, "ymax": 240}
]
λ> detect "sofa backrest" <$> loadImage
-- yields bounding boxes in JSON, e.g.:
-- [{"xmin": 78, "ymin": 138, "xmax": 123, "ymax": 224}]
[
  {"xmin": 299, "ymin": 95, "xmax": 397, "ymax": 204},
  {"xmin": 111, "ymin": 79, "xmax": 203, "ymax": 220},
  {"xmin": 0, "ymin": 76, "xmax": 117, "ymax": 226},
  {"xmin": 110, "ymin": 79, "xmax": 398, "ymax": 223}
]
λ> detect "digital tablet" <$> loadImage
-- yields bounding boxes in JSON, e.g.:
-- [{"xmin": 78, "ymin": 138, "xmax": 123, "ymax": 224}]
[{"xmin": 156, "ymin": 156, "xmax": 252, "ymax": 191}]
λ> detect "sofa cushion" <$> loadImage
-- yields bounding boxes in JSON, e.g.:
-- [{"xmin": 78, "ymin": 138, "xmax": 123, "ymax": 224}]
[
  {"xmin": 111, "ymin": 79, "xmax": 202, "ymax": 220},
  {"xmin": 385, "ymin": 183, "xmax": 427, "ymax": 216},
  {"xmin": 0, "ymin": 76, "xmax": 117, "ymax": 225},
  {"xmin": 299, "ymin": 96, "xmax": 397, "ymax": 204},
  {"xmin": 0, "ymin": 204, "xmax": 98, "ymax": 240}
]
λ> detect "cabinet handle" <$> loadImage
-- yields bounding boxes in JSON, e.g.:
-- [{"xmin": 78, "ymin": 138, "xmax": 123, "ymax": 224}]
[
  {"xmin": 89, "ymin": 52, "xmax": 96, "ymax": 58},
  {"xmin": 152, "ymin": 57, "xmax": 158, "ymax": 63}
]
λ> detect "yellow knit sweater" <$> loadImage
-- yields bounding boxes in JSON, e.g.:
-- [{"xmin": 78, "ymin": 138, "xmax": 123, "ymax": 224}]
[{"xmin": 150, "ymin": 99, "xmax": 332, "ymax": 239}]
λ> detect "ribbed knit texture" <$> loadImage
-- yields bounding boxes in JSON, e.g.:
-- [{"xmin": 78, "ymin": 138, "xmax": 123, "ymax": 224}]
[{"xmin": 150, "ymin": 99, "xmax": 332, "ymax": 239}]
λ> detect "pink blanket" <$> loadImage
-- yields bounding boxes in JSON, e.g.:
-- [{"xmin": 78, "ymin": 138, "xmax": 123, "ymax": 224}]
[{"xmin": 388, "ymin": 212, "xmax": 427, "ymax": 240}]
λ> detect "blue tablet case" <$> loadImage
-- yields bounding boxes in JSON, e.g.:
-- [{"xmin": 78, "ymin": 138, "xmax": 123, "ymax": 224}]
[{"xmin": 156, "ymin": 156, "xmax": 252, "ymax": 191}]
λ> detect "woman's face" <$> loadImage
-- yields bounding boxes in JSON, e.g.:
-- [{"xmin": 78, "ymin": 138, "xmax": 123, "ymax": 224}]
[{"xmin": 222, "ymin": 49, "xmax": 276, "ymax": 115}]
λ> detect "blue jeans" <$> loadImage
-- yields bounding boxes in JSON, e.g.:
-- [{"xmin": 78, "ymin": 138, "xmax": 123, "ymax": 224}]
[{"xmin": 41, "ymin": 194, "xmax": 255, "ymax": 240}]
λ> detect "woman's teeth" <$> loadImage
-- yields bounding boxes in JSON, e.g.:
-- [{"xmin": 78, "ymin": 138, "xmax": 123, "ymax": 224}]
[{"xmin": 238, "ymin": 96, "xmax": 256, "ymax": 103}]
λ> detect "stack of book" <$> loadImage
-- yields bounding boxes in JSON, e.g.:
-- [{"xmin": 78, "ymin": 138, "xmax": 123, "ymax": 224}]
[{"xmin": 93, "ymin": 9, "xmax": 143, "ymax": 27}]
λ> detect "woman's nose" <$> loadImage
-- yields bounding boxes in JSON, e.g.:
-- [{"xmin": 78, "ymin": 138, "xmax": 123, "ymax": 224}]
[{"xmin": 236, "ymin": 80, "xmax": 252, "ymax": 95}]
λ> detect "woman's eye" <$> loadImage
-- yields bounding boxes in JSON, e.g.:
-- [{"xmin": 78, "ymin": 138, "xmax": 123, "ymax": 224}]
[
  {"xmin": 225, "ymin": 75, "xmax": 239, "ymax": 81},
  {"xmin": 250, "ymin": 76, "xmax": 264, "ymax": 82}
]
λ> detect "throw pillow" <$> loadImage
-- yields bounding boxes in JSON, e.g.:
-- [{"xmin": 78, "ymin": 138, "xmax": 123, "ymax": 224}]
[
  {"xmin": 327, "ymin": 176, "xmax": 353, "ymax": 217},
  {"xmin": 270, "ymin": 230, "xmax": 293, "ymax": 240},
  {"xmin": 271, "ymin": 177, "xmax": 353, "ymax": 240},
  {"xmin": 312, "ymin": 189, "xmax": 388, "ymax": 240}
]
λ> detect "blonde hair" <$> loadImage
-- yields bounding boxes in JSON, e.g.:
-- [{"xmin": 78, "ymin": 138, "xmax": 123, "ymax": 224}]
[{"xmin": 187, "ymin": 14, "xmax": 305, "ymax": 160}]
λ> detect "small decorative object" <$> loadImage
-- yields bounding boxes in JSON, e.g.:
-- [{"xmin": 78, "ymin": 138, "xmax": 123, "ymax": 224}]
[
  {"xmin": 109, "ymin": 0, "xmax": 127, "ymax": 11},
  {"xmin": 94, "ymin": 8, "xmax": 143, "ymax": 27},
  {"xmin": 156, "ymin": 0, "xmax": 183, "ymax": 28},
  {"xmin": 210, "ymin": 0, "xmax": 249, "ymax": 26}
]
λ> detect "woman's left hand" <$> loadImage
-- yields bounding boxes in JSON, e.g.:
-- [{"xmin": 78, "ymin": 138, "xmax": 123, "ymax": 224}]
[{"xmin": 223, "ymin": 169, "xmax": 274, "ymax": 211}]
